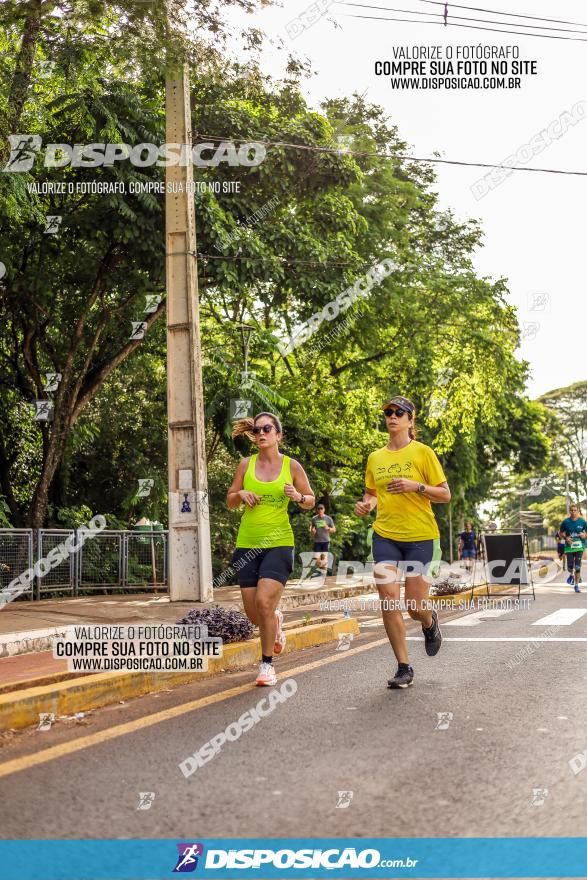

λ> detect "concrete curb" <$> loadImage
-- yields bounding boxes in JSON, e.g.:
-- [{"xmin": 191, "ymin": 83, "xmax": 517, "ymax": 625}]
[
  {"xmin": 428, "ymin": 581, "xmax": 535, "ymax": 603},
  {"xmin": 0, "ymin": 617, "xmax": 359, "ymax": 732},
  {"xmin": 0, "ymin": 582, "xmax": 372, "ymax": 659},
  {"xmin": 279, "ymin": 580, "xmax": 374, "ymax": 610}
]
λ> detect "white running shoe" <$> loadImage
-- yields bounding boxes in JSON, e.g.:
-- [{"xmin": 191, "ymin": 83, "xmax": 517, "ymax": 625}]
[
  {"xmin": 274, "ymin": 608, "xmax": 286, "ymax": 655},
  {"xmin": 255, "ymin": 662, "xmax": 277, "ymax": 686}
]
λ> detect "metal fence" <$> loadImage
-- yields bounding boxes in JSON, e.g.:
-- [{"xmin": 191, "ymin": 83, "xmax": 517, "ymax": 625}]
[
  {"xmin": 0, "ymin": 529, "xmax": 34, "ymax": 600},
  {"xmin": 0, "ymin": 529, "xmax": 168, "ymax": 600},
  {"xmin": 528, "ymin": 535, "xmax": 557, "ymax": 555}
]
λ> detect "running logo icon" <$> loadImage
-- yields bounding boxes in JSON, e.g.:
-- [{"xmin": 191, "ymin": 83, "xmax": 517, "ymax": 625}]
[
  {"xmin": 336, "ymin": 790, "xmax": 354, "ymax": 809},
  {"xmin": 173, "ymin": 843, "xmax": 204, "ymax": 872},
  {"xmin": 530, "ymin": 788, "xmax": 549, "ymax": 807},
  {"xmin": 136, "ymin": 791, "xmax": 155, "ymax": 810}
]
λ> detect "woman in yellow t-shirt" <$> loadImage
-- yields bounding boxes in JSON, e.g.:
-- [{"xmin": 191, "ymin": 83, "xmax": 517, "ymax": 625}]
[
  {"xmin": 355, "ymin": 395, "xmax": 451, "ymax": 689},
  {"xmin": 227, "ymin": 412, "xmax": 315, "ymax": 687}
]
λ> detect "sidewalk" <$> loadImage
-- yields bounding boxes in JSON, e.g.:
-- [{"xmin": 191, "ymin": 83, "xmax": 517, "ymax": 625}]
[
  {"xmin": 0, "ymin": 557, "xmax": 500, "ymax": 695},
  {"xmin": 0, "ymin": 576, "xmax": 372, "ymax": 692},
  {"xmin": 0, "ymin": 577, "xmax": 363, "ymax": 730}
]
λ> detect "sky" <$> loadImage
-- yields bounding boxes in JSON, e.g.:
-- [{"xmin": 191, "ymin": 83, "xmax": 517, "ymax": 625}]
[{"xmin": 223, "ymin": 0, "xmax": 587, "ymax": 400}]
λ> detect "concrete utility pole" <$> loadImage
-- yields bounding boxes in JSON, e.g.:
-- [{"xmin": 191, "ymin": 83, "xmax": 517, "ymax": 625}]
[{"xmin": 165, "ymin": 65, "xmax": 213, "ymax": 602}]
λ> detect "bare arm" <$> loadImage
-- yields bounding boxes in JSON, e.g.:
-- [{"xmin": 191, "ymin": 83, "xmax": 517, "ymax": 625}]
[
  {"xmin": 284, "ymin": 460, "xmax": 315, "ymax": 510},
  {"xmin": 386, "ymin": 478, "xmax": 451, "ymax": 503},
  {"xmin": 226, "ymin": 458, "xmax": 260, "ymax": 509},
  {"xmin": 355, "ymin": 489, "xmax": 377, "ymax": 516},
  {"xmin": 423, "ymin": 482, "xmax": 451, "ymax": 503}
]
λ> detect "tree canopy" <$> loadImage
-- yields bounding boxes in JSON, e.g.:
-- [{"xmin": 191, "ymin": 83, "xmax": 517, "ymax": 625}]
[{"xmin": 0, "ymin": 3, "xmax": 551, "ymax": 576}]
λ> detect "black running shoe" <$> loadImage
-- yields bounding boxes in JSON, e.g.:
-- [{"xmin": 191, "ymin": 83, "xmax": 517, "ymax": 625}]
[
  {"xmin": 422, "ymin": 608, "xmax": 442, "ymax": 656},
  {"xmin": 387, "ymin": 665, "xmax": 414, "ymax": 689}
]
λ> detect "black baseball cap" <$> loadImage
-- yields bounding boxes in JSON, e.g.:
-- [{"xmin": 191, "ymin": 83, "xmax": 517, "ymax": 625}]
[{"xmin": 381, "ymin": 395, "xmax": 414, "ymax": 413}]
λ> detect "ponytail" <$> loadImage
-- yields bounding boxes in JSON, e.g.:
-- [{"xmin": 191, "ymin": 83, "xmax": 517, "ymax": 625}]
[
  {"xmin": 231, "ymin": 418, "xmax": 256, "ymax": 441},
  {"xmin": 231, "ymin": 412, "xmax": 283, "ymax": 443}
]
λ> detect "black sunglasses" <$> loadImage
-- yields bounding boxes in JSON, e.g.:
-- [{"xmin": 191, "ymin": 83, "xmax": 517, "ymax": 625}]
[
  {"xmin": 252, "ymin": 424, "xmax": 274, "ymax": 435},
  {"xmin": 383, "ymin": 407, "xmax": 409, "ymax": 418}
]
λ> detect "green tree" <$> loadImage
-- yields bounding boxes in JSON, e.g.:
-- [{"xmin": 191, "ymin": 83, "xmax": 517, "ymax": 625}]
[
  {"xmin": 0, "ymin": 23, "xmax": 551, "ymax": 586},
  {"xmin": 539, "ymin": 381, "xmax": 587, "ymax": 503}
]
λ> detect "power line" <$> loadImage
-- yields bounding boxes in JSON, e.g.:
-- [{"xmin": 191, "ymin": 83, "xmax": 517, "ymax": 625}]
[
  {"xmin": 336, "ymin": 9, "xmax": 587, "ymax": 42},
  {"xmin": 412, "ymin": 0, "xmax": 587, "ymax": 28},
  {"xmin": 340, "ymin": 2, "xmax": 587, "ymax": 35},
  {"xmin": 194, "ymin": 134, "xmax": 587, "ymax": 177}
]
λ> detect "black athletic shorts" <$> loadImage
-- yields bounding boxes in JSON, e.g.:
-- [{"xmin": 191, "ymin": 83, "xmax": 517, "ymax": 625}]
[
  {"xmin": 313, "ymin": 541, "xmax": 330, "ymax": 553},
  {"xmin": 566, "ymin": 550, "xmax": 583, "ymax": 573},
  {"xmin": 372, "ymin": 532, "xmax": 435, "ymax": 576},
  {"xmin": 231, "ymin": 546, "xmax": 295, "ymax": 587}
]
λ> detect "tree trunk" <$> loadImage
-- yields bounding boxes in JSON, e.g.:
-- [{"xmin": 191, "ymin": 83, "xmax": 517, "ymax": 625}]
[
  {"xmin": 0, "ymin": 0, "xmax": 44, "ymax": 165},
  {"xmin": 27, "ymin": 421, "xmax": 69, "ymax": 528}
]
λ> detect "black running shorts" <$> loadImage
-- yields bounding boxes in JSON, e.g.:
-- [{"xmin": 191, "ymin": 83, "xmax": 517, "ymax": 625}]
[{"xmin": 231, "ymin": 546, "xmax": 295, "ymax": 587}]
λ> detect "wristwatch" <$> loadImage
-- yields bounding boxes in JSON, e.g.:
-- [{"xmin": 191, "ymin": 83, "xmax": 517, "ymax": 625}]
[
  {"xmin": 298, "ymin": 493, "xmax": 306, "ymax": 505},
  {"xmin": 417, "ymin": 483, "xmax": 426, "ymax": 494}
]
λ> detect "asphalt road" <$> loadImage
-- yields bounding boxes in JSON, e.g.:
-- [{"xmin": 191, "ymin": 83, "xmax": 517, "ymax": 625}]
[{"xmin": 1, "ymin": 570, "xmax": 586, "ymax": 842}]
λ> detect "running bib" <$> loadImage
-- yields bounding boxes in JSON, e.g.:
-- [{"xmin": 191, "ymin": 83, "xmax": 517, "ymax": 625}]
[{"xmin": 569, "ymin": 538, "xmax": 583, "ymax": 551}]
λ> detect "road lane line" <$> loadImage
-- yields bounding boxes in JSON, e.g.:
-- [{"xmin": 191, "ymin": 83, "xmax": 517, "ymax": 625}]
[
  {"xmin": 444, "ymin": 608, "xmax": 513, "ymax": 627},
  {"xmin": 0, "ymin": 638, "xmax": 389, "ymax": 779},
  {"xmin": 406, "ymin": 636, "xmax": 587, "ymax": 641},
  {"xmin": 531, "ymin": 609, "xmax": 587, "ymax": 626}
]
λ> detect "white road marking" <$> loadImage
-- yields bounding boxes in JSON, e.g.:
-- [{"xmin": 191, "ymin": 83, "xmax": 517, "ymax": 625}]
[
  {"xmin": 405, "ymin": 636, "xmax": 587, "ymax": 642},
  {"xmin": 444, "ymin": 608, "xmax": 514, "ymax": 627},
  {"xmin": 531, "ymin": 609, "xmax": 587, "ymax": 626}
]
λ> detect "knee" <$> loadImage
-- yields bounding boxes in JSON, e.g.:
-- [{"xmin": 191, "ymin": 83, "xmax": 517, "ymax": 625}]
[
  {"xmin": 255, "ymin": 596, "xmax": 276, "ymax": 618},
  {"xmin": 376, "ymin": 586, "xmax": 397, "ymax": 603}
]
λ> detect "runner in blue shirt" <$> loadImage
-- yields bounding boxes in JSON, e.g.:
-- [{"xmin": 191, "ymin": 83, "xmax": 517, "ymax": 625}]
[
  {"xmin": 458, "ymin": 522, "xmax": 477, "ymax": 572},
  {"xmin": 559, "ymin": 504, "xmax": 587, "ymax": 592}
]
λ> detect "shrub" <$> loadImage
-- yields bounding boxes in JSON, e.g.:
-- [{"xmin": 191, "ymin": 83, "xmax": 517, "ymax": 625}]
[
  {"xmin": 431, "ymin": 577, "xmax": 468, "ymax": 596},
  {"xmin": 176, "ymin": 606, "xmax": 255, "ymax": 643}
]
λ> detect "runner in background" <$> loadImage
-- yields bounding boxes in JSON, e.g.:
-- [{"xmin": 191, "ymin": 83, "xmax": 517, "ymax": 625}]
[
  {"xmin": 558, "ymin": 504, "xmax": 587, "ymax": 593},
  {"xmin": 311, "ymin": 504, "xmax": 336, "ymax": 573},
  {"xmin": 354, "ymin": 394, "xmax": 451, "ymax": 689},
  {"xmin": 458, "ymin": 522, "xmax": 477, "ymax": 572},
  {"xmin": 227, "ymin": 412, "xmax": 315, "ymax": 685},
  {"xmin": 555, "ymin": 530, "xmax": 566, "ymax": 566}
]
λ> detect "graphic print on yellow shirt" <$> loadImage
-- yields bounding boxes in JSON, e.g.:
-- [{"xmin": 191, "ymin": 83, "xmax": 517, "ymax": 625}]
[{"xmin": 364, "ymin": 441, "xmax": 447, "ymax": 541}]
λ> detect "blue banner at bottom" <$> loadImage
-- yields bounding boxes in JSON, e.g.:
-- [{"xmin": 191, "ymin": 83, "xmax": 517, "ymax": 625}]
[{"xmin": 1, "ymin": 837, "xmax": 586, "ymax": 879}]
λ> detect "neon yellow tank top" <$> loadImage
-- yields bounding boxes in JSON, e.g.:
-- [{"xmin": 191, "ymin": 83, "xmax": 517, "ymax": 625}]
[{"xmin": 235, "ymin": 454, "xmax": 295, "ymax": 549}]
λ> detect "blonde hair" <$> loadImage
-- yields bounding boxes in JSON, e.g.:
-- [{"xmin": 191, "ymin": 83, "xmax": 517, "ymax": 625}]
[{"xmin": 231, "ymin": 412, "xmax": 283, "ymax": 442}]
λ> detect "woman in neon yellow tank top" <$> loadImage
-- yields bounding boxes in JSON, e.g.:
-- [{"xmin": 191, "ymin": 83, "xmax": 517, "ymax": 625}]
[{"xmin": 227, "ymin": 412, "xmax": 315, "ymax": 687}]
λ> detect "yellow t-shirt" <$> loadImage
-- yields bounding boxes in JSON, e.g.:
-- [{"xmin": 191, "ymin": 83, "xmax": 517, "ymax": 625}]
[{"xmin": 364, "ymin": 440, "xmax": 447, "ymax": 541}]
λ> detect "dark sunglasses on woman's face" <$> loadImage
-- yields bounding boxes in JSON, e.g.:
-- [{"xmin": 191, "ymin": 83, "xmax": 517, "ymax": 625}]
[
  {"xmin": 252, "ymin": 424, "xmax": 274, "ymax": 435},
  {"xmin": 384, "ymin": 407, "xmax": 408, "ymax": 418}
]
